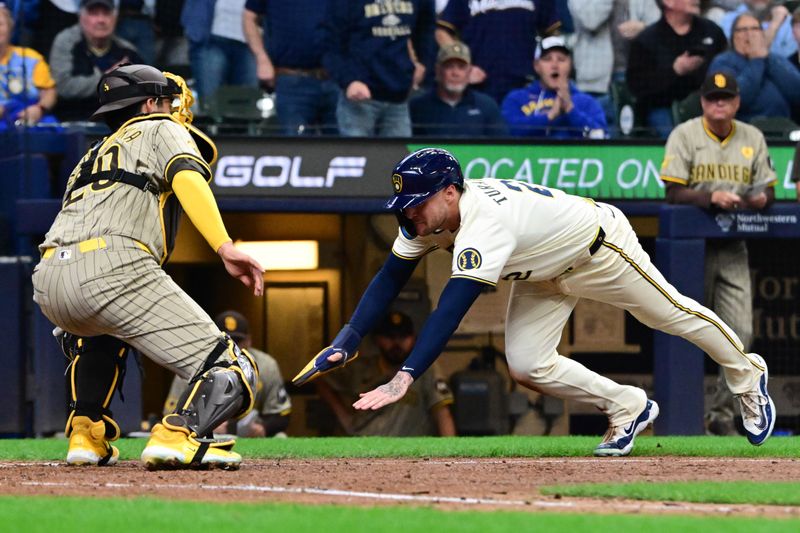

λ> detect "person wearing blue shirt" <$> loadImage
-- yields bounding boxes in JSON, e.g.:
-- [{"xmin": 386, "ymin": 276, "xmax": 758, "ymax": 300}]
[
  {"xmin": 321, "ymin": 0, "xmax": 436, "ymax": 137},
  {"xmin": 181, "ymin": 0, "xmax": 257, "ymax": 101},
  {"xmin": 501, "ymin": 36, "xmax": 607, "ymax": 139},
  {"xmin": 720, "ymin": 1, "xmax": 797, "ymax": 58},
  {"xmin": 437, "ymin": 0, "xmax": 561, "ymax": 104},
  {"xmin": 409, "ymin": 41, "xmax": 507, "ymax": 137},
  {"xmin": 710, "ymin": 12, "xmax": 800, "ymax": 122},
  {"xmin": 243, "ymin": 0, "xmax": 339, "ymax": 135}
]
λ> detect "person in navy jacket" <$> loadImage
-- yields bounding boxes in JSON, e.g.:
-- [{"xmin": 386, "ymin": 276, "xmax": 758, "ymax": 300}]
[
  {"xmin": 321, "ymin": 0, "xmax": 436, "ymax": 137},
  {"xmin": 501, "ymin": 36, "xmax": 607, "ymax": 139},
  {"xmin": 409, "ymin": 41, "xmax": 507, "ymax": 137}
]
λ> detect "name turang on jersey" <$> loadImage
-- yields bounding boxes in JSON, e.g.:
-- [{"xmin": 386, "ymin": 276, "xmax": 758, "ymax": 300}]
[{"xmin": 392, "ymin": 178, "xmax": 601, "ymax": 284}]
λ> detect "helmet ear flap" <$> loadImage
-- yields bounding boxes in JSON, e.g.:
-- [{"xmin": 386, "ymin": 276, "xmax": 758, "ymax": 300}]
[{"xmin": 395, "ymin": 210, "xmax": 417, "ymax": 238}]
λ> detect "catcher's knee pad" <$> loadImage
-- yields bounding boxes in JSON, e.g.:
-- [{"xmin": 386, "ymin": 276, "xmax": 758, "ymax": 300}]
[
  {"xmin": 172, "ymin": 336, "xmax": 258, "ymax": 438},
  {"xmin": 60, "ymin": 333, "xmax": 129, "ymax": 441}
]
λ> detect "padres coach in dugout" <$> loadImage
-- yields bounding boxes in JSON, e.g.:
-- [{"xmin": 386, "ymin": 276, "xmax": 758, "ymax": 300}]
[
  {"xmin": 660, "ymin": 70, "xmax": 776, "ymax": 436},
  {"xmin": 32, "ymin": 64, "xmax": 264, "ymax": 470}
]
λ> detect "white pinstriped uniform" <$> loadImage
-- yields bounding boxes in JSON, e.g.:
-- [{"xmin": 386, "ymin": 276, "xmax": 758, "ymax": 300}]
[
  {"xmin": 32, "ymin": 114, "xmax": 222, "ymax": 379},
  {"xmin": 392, "ymin": 178, "xmax": 764, "ymax": 426}
]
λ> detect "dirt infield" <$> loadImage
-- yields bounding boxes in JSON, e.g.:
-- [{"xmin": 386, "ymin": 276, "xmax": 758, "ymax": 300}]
[{"xmin": 2, "ymin": 457, "xmax": 799, "ymax": 518}]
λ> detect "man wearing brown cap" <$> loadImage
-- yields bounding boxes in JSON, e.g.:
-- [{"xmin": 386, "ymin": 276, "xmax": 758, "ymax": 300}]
[
  {"xmin": 409, "ymin": 42, "xmax": 507, "ymax": 137},
  {"xmin": 660, "ymin": 70, "xmax": 776, "ymax": 435},
  {"xmin": 164, "ymin": 310, "xmax": 292, "ymax": 437},
  {"xmin": 316, "ymin": 310, "xmax": 456, "ymax": 436}
]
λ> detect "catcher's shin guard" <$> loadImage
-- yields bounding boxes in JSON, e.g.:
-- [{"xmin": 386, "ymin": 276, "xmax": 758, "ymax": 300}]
[
  {"xmin": 172, "ymin": 336, "xmax": 258, "ymax": 438},
  {"xmin": 61, "ymin": 333, "xmax": 128, "ymax": 442}
]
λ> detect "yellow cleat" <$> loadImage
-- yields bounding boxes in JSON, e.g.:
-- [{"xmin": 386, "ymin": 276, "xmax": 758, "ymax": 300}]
[
  {"xmin": 66, "ymin": 416, "xmax": 119, "ymax": 466},
  {"xmin": 141, "ymin": 415, "xmax": 241, "ymax": 471}
]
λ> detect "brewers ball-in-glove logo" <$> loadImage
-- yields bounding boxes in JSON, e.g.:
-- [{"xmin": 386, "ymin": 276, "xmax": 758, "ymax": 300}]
[
  {"xmin": 392, "ymin": 173, "xmax": 403, "ymax": 193},
  {"xmin": 457, "ymin": 248, "xmax": 482, "ymax": 270}
]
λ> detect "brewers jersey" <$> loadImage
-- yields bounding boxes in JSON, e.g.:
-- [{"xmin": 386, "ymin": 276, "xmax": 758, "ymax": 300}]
[
  {"xmin": 660, "ymin": 117, "xmax": 777, "ymax": 194},
  {"xmin": 388, "ymin": 179, "xmax": 763, "ymax": 429},
  {"xmin": 392, "ymin": 178, "xmax": 603, "ymax": 284},
  {"xmin": 40, "ymin": 114, "xmax": 212, "ymax": 264}
]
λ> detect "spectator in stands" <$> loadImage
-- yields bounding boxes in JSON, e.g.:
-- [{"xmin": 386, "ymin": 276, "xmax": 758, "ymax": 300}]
[
  {"xmin": 720, "ymin": 0, "xmax": 796, "ymax": 57},
  {"xmin": 660, "ymin": 71, "xmax": 776, "ymax": 435},
  {"xmin": 437, "ymin": 0, "xmax": 561, "ymax": 104},
  {"xmin": 321, "ymin": 0, "xmax": 435, "ymax": 137},
  {"xmin": 705, "ymin": 1, "xmax": 744, "ymax": 26},
  {"xmin": 501, "ymin": 36, "xmax": 607, "ymax": 139},
  {"xmin": 243, "ymin": 0, "xmax": 339, "ymax": 136},
  {"xmin": 568, "ymin": 0, "xmax": 660, "ymax": 128},
  {"xmin": 30, "ymin": 1, "xmax": 79, "ymax": 58},
  {"xmin": 116, "ymin": 1, "xmax": 156, "ymax": 66},
  {"xmin": 181, "ymin": 0, "xmax": 256, "ymax": 102},
  {"xmin": 627, "ymin": 0, "xmax": 726, "ymax": 138},
  {"xmin": 0, "ymin": 4, "xmax": 58, "ymax": 130},
  {"xmin": 709, "ymin": 12, "xmax": 800, "ymax": 123},
  {"xmin": 409, "ymin": 42, "xmax": 507, "ymax": 137},
  {"xmin": 49, "ymin": 0, "xmax": 142, "ymax": 121},
  {"xmin": 791, "ymin": 6, "xmax": 800, "ymax": 67},
  {"xmin": 163, "ymin": 310, "xmax": 292, "ymax": 438},
  {"xmin": 315, "ymin": 310, "xmax": 456, "ymax": 437},
  {"xmin": 787, "ymin": 7, "xmax": 800, "ymax": 125}
]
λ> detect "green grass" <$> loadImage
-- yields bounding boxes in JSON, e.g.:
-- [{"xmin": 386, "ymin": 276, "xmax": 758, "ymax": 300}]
[
  {"xmin": 541, "ymin": 482, "xmax": 800, "ymax": 506},
  {"xmin": 3, "ymin": 437, "xmax": 800, "ymax": 530},
  {"xmin": 1, "ymin": 496, "xmax": 799, "ymax": 533},
  {"xmin": 1, "ymin": 435, "xmax": 799, "ymax": 461}
]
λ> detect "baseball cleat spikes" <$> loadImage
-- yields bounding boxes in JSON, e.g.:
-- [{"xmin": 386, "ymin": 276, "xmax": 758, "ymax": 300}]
[
  {"xmin": 66, "ymin": 416, "xmax": 119, "ymax": 467},
  {"xmin": 141, "ymin": 423, "xmax": 242, "ymax": 471},
  {"xmin": 594, "ymin": 399, "xmax": 659, "ymax": 457}
]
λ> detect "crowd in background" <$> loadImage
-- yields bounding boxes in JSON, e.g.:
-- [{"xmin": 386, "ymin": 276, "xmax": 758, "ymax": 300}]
[{"xmin": 3, "ymin": 0, "xmax": 800, "ymax": 138}]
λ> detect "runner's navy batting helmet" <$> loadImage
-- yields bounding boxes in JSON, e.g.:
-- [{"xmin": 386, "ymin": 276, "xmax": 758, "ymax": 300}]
[
  {"xmin": 385, "ymin": 148, "xmax": 464, "ymax": 210},
  {"xmin": 91, "ymin": 64, "xmax": 180, "ymax": 121}
]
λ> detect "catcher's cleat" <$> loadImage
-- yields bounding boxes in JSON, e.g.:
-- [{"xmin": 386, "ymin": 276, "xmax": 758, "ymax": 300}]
[
  {"xmin": 66, "ymin": 416, "xmax": 119, "ymax": 466},
  {"xmin": 292, "ymin": 346, "xmax": 359, "ymax": 386},
  {"xmin": 594, "ymin": 399, "xmax": 659, "ymax": 457},
  {"xmin": 141, "ymin": 415, "xmax": 241, "ymax": 471},
  {"xmin": 737, "ymin": 353, "xmax": 775, "ymax": 446}
]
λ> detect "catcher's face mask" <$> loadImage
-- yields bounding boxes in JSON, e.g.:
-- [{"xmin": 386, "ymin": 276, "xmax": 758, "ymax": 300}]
[{"xmin": 163, "ymin": 72, "xmax": 195, "ymax": 125}]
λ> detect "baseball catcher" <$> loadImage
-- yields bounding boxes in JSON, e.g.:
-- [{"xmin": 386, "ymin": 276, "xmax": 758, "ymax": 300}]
[{"xmin": 32, "ymin": 64, "xmax": 264, "ymax": 470}]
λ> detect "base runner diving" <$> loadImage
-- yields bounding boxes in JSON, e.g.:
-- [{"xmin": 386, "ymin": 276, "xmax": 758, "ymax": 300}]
[{"xmin": 294, "ymin": 147, "xmax": 775, "ymax": 456}]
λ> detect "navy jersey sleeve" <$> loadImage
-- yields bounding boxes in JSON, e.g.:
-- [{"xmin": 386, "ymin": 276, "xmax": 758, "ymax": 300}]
[
  {"xmin": 347, "ymin": 253, "xmax": 420, "ymax": 337},
  {"xmin": 400, "ymin": 277, "xmax": 485, "ymax": 379}
]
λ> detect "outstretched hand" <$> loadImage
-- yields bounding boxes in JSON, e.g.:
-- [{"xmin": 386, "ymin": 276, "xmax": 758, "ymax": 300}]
[
  {"xmin": 217, "ymin": 241, "xmax": 264, "ymax": 296},
  {"xmin": 353, "ymin": 371, "xmax": 414, "ymax": 410}
]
